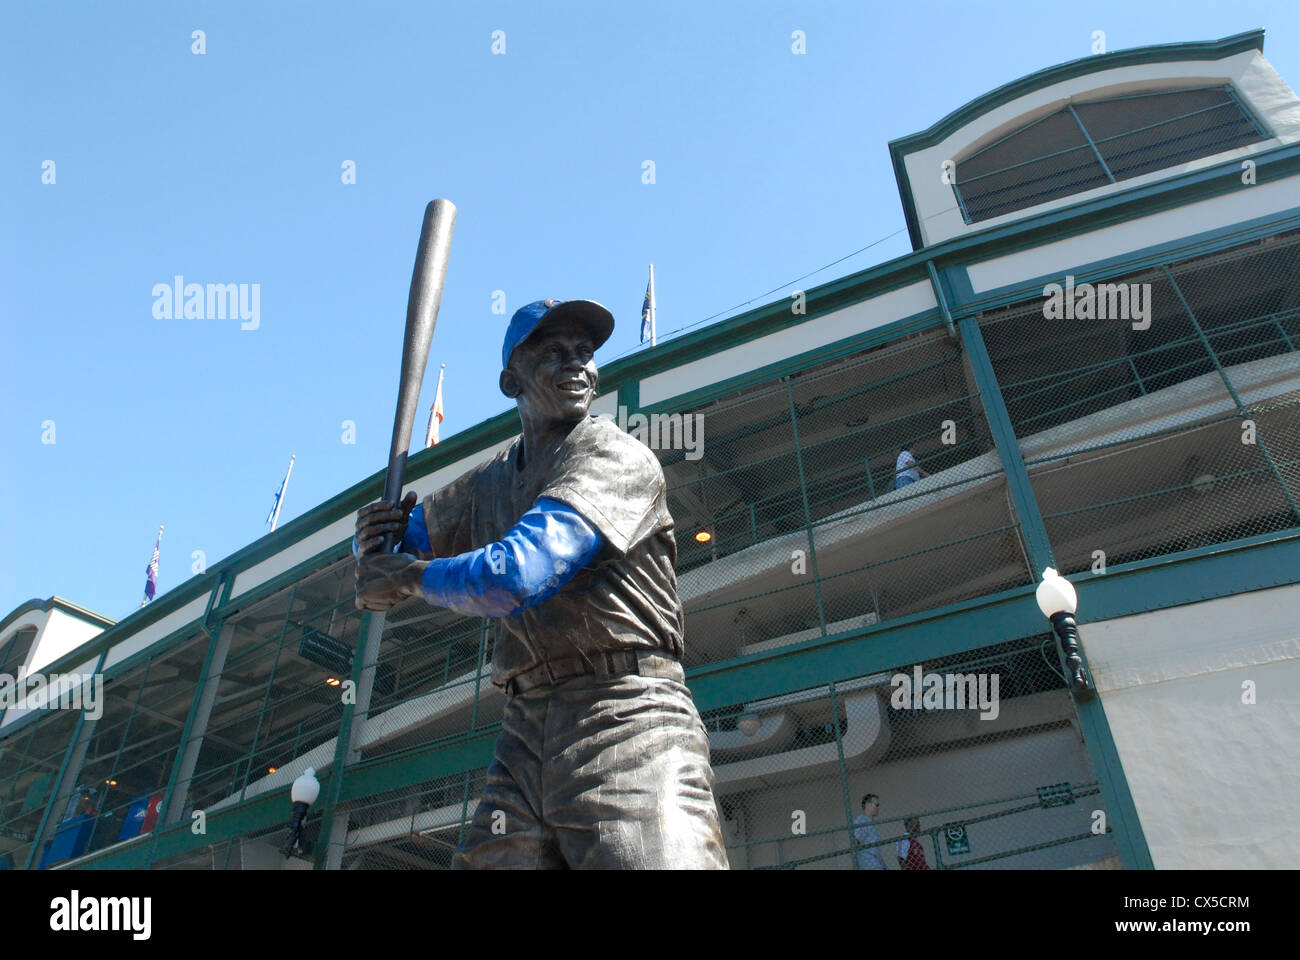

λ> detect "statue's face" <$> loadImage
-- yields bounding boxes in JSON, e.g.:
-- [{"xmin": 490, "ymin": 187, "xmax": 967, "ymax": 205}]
[{"xmin": 502, "ymin": 324, "xmax": 599, "ymax": 425}]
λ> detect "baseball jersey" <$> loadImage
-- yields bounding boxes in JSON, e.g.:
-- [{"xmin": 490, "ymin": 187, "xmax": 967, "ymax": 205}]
[{"xmin": 420, "ymin": 414, "xmax": 684, "ymax": 688}]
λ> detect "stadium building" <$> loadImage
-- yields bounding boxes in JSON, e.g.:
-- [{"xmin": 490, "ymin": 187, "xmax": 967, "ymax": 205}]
[{"xmin": 3, "ymin": 30, "xmax": 1299, "ymax": 870}]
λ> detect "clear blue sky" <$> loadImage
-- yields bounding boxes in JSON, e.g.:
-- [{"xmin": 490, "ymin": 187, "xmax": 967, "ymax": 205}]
[{"xmin": 4, "ymin": 1, "xmax": 1297, "ymax": 622}]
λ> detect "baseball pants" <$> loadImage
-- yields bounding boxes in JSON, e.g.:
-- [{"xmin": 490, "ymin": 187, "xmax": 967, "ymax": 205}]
[{"xmin": 451, "ymin": 669, "xmax": 730, "ymax": 869}]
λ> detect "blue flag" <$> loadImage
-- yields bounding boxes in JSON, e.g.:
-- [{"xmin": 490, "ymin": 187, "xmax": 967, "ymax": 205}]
[{"xmin": 143, "ymin": 526, "xmax": 163, "ymax": 606}]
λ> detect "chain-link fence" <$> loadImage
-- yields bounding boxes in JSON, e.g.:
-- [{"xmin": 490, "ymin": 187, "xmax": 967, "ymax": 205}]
[
  {"xmin": 182, "ymin": 561, "xmax": 361, "ymax": 822},
  {"xmin": 51, "ymin": 634, "xmax": 206, "ymax": 863},
  {"xmin": 979, "ymin": 229, "xmax": 1300, "ymax": 575},
  {"xmin": 0, "ymin": 709, "xmax": 81, "ymax": 869},
  {"xmin": 664, "ymin": 327, "xmax": 1033, "ymax": 671},
  {"xmin": 324, "ymin": 768, "xmax": 489, "ymax": 870}
]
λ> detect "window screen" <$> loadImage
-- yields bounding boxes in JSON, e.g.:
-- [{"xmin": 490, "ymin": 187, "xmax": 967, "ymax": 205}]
[{"xmin": 953, "ymin": 86, "xmax": 1267, "ymax": 223}]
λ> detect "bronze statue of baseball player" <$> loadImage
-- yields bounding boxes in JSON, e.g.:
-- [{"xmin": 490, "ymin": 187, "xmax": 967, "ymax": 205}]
[{"xmin": 353, "ymin": 298, "xmax": 729, "ymax": 869}]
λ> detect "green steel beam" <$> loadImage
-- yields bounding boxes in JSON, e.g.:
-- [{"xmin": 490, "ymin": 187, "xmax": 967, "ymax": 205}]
[
  {"xmin": 237, "ymin": 587, "xmax": 296, "ymax": 801},
  {"xmin": 828, "ymin": 682, "xmax": 856, "ymax": 865},
  {"xmin": 956, "ymin": 314, "xmax": 1056, "ymax": 571},
  {"xmin": 956, "ymin": 308, "xmax": 1155, "ymax": 869},
  {"xmin": 926, "ymin": 260, "xmax": 958, "ymax": 337},
  {"xmin": 23, "ymin": 650, "xmax": 107, "ymax": 870},
  {"xmin": 25, "ymin": 714, "xmax": 88, "ymax": 871},
  {"xmin": 1067, "ymin": 103, "xmax": 1118, "ymax": 184},
  {"xmin": 313, "ymin": 609, "xmax": 377, "ymax": 869},
  {"xmin": 1072, "ymin": 698, "xmax": 1153, "ymax": 868},
  {"xmin": 156, "ymin": 616, "xmax": 229, "ymax": 838},
  {"xmin": 784, "ymin": 378, "xmax": 828, "ymax": 635},
  {"xmin": 337, "ymin": 728, "xmax": 499, "ymax": 805},
  {"xmin": 1081, "ymin": 529, "xmax": 1300, "ymax": 617},
  {"xmin": 616, "ymin": 377, "xmax": 640, "ymax": 416}
]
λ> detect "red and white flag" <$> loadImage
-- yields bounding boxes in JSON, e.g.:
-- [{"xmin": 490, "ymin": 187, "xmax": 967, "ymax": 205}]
[{"xmin": 425, "ymin": 364, "xmax": 445, "ymax": 448}]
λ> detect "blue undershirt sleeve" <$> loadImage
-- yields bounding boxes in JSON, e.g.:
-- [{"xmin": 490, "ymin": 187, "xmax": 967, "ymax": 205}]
[
  {"xmin": 417, "ymin": 497, "xmax": 603, "ymax": 618},
  {"xmin": 400, "ymin": 503, "xmax": 432, "ymax": 556}
]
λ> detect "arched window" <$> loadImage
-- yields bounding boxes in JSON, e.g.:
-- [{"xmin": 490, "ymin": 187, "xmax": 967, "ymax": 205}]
[{"xmin": 952, "ymin": 86, "xmax": 1268, "ymax": 223}]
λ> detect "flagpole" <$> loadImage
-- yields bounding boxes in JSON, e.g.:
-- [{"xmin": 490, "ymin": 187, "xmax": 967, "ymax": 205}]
[
  {"xmin": 649, "ymin": 263, "xmax": 657, "ymax": 346},
  {"xmin": 269, "ymin": 455, "xmax": 295, "ymax": 532}
]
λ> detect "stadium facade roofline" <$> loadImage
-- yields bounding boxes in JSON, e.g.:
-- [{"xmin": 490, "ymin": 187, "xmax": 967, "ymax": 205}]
[
  {"xmin": 889, "ymin": 30, "xmax": 1268, "ymax": 250},
  {"xmin": 15, "ymin": 148, "xmax": 1300, "ymax": 706}
]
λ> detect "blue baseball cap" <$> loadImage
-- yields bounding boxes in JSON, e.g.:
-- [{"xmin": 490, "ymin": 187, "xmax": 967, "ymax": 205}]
[{"xmin": 501, "ymin": 299, "xmax": 614, "ymax": 371}]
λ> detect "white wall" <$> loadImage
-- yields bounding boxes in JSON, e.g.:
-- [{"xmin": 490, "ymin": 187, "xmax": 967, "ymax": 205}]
[
  {"xmin": 101, "ymin": 596, "xmax": 209, "ymax": 672},
  {"xmin": 730, "ymin": 723, "xmax": 1110, "ymax": 870},
  {"xmin": 20, "ymin": 607, "xmax": 107, "ymax": 678},
  {"xmin": 1081, "ymin": 582, "xmax": 1300, "ymax": 868},
  {"xmin": 967, "ymin": 176, "xmax": 1300, "ymax": 294},
  {"xmin": 639, "ymin": 280, "xmax": 936, "ymax": 407}
]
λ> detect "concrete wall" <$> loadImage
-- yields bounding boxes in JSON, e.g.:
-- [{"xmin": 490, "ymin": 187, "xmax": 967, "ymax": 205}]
[
  {"xmin": 727, "ymin": 719, "xmax": 1114, "ymax": 870},
  {"xmin": 1082, "ymin": 581, "xmax": 1300, "ymax": 868}
]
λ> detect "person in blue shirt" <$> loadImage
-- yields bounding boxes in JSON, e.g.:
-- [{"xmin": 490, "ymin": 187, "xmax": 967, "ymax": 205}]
[
  {"xmin": 854, "ymin": 793, "xmax": 885, "ymax": 870},
  {"xmin": 353, "ymin": 298, "xmax": 728, "ymax": 870}
]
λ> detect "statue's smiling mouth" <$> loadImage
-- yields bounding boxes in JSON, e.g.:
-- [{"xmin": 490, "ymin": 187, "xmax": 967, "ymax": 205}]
[{"xmin": 557, "ymin": 378, "xmax": 588, "ymax": 396}]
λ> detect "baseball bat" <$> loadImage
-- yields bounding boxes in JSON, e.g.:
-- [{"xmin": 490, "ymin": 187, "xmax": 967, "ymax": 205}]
[
  {"xmin": 315, "ymin": 201, "xmax": 455, "ymax": 865},
  {"xmin": 381, "ymin": 198, "xmax": 457, "ymax": 549}
]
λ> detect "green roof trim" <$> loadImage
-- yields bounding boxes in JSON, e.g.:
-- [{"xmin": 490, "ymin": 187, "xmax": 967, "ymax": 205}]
[
  {"xmin": 0, "ymin": 596, "xmax": 115, "ymax": 638},
  {"xmin": 888, "ymin": 30, "xmax": 1266, "ymax": 249}
]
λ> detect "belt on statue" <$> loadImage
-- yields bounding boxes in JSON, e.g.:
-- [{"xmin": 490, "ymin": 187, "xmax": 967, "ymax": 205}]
[{"xmin": 505, "ymin": 649, "xmax": 683, "ymax": 697}]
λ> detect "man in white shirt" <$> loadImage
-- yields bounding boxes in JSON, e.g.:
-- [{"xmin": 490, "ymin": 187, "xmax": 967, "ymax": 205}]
[
  {"xmin": 853, "ymin": 793, "xmax": 884, "ymax": 870},
  {"xmin": 894, "ymin": 446, "xmax": 929, "ymax": 489}
]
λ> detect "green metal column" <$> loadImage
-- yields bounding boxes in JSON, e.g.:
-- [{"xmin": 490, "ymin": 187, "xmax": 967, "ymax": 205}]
[
  {"xmin": 315, "ymin": 608, "xmax": 382, "ymax": 869},
  {"xmin": 784, "ymin": 377, "xmax": 828, "ymax": 635},
  {"xmin": 957, "ymin": 310, "xmax": 1155, "ymax": 870},
  {"xmin": 157, "ymin": 571, "xmax": 235, "ymax": 845},
  {"xmin": 957, "ymin": 315, "xmax": 1055, "ymax": 568},
  {"xmin": 23, "ymin": 650, "xmax": 108, "ymax": 870},
  {"xmin": 159, "ymin": 618, "xmax": 233, "ymax": 831},
  {"xmin": 828, "ymin": 682, "xmax": 856, "ymax": 868},
  {"xmin": 237, "ymin": 588, "xmax": 297, "ymax": 801}
]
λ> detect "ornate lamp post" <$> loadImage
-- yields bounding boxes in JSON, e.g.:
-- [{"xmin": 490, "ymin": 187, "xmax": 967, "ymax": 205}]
[
  {"xmin": 1036, "ymin": 567, "xmax": 1095, "ymax": 696},
  {"xmin": 282, "ymin": 767, "xmax": 320, "ymax": 859}
]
